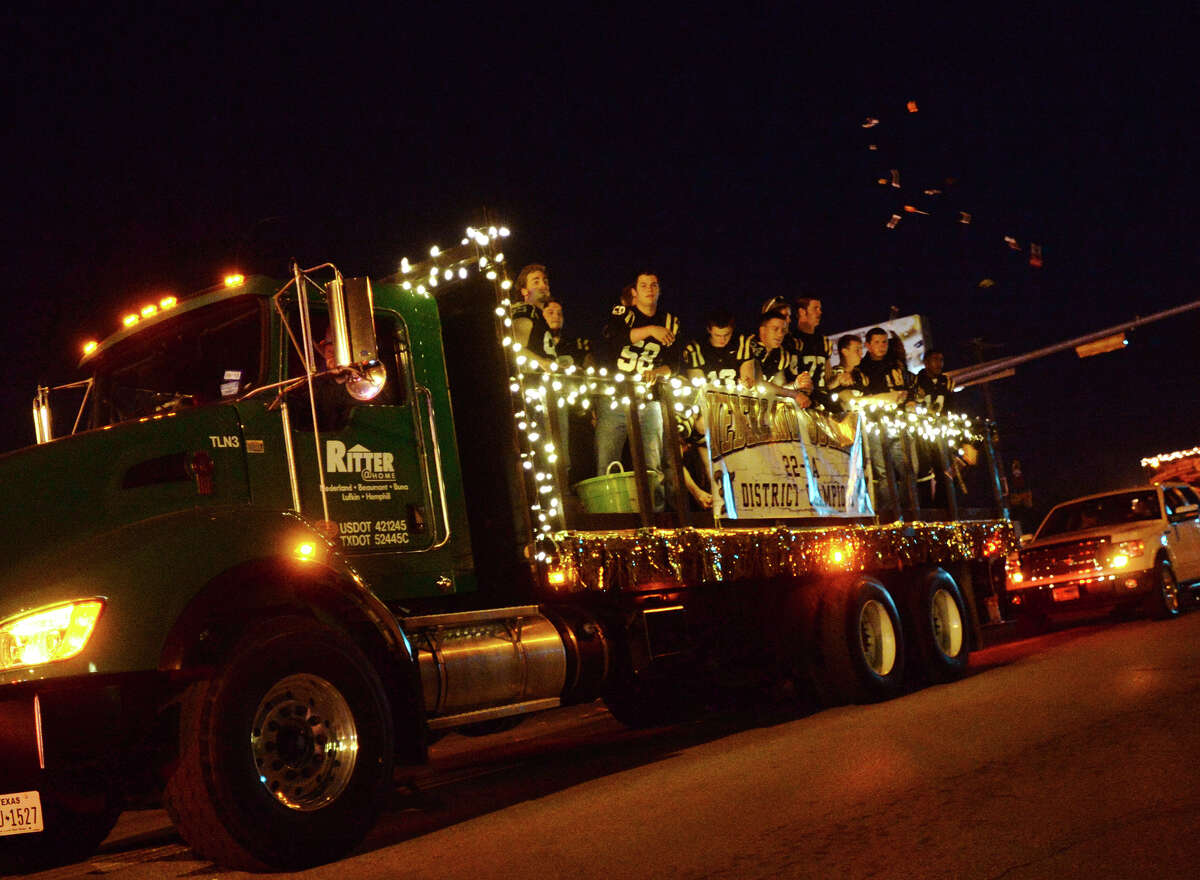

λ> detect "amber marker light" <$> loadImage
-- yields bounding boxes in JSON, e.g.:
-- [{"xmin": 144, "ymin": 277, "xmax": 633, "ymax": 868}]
[
  {"xmin": 122, "ymin": 314, "xmax": 139, "ymax": 328},
  {"xmin": 826, "ymin": 543, "xmax": 852, "ymax": 567},
  {"xmin": 82, "ymin": 340, "xmax": 98, "ymax": 355},
  {"xmin": 140, "ymin": 304, "xmax": 158, "ymax": 318},
  {"xmin": 294, "ymin": 541, "xmax": 317, "ymax": 561},
  {"xmin": 0, "ymin": 600, "xmax": 105, "ymax": 671},
  {"xmin": 224, "ymin": 273, "xmax": 245, "ymax": 288},
  {"xmin": 159, "ymin": 295, "xmax": 177, "ymax": 309}
]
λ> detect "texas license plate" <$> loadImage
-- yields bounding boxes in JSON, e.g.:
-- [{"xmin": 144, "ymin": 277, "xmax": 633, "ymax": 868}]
[
  {"xmin": 1052, "ymin": 585, "xmax": 1080, "ymax": 602},
  {"xmin": 0, "ymin": 791, "xmax": 43, "ymax": 836}
]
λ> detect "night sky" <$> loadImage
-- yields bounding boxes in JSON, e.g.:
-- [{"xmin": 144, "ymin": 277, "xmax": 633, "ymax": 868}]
[{"xmin": 5, "ymin": 6, "xmax": 1198, "ymax": 529}]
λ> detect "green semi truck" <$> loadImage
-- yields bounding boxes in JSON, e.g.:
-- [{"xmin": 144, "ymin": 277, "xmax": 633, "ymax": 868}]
[{"xmin": 0, "ymin": 226, "xmax": 1013, "ymax": 870}]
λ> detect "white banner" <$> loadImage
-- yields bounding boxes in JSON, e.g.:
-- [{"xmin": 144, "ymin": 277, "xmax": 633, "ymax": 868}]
[{"xmin": 703, "ymin": 390, "xmax": 872, "ymax": 520}]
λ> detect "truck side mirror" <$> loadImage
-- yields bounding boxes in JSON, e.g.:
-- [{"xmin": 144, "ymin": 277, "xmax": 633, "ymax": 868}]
[
  {"xmin": 1171, "ymin": 502, "xmax": 1199, "ymax": 522},
  {"xmin": 327, "ymin": 276, "xmax": 387, "ymax": 401}
]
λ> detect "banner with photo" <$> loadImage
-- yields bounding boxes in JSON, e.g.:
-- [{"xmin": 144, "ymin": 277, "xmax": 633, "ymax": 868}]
[
  {"xmin": 827, "ymin": 313, "xmax": 929, "ymax": 376},
  {"xmin": 703, "ymin": 390, "xmax": 873, "ymax": 520}
]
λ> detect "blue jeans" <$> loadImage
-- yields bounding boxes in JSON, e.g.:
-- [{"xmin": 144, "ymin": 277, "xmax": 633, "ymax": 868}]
[{"xmin": 595, "ymin": 400, "xmax": 666, "ymax": 512}]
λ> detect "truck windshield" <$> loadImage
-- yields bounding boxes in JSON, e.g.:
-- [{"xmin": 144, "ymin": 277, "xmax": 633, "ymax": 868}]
[
  {"xmin": 1036, "ymin": 490, "xmax": 1161, "ymax": 539},
  {"xmin": 87, "ymin": 297, "xmax": 264, "ymax": 429}
]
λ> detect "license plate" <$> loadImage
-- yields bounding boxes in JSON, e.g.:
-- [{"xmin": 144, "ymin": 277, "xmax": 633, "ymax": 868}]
[
  {"xmin": 0, "ymin": 791, "xmax": 43, "ymax": 837},
  {"xmin": 1052, "ymin": 585, "xmax": 1080, "ymax": 602}
]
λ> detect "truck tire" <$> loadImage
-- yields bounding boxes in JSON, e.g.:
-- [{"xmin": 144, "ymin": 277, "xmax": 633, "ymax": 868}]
[
  {"xmin": 1146, "ymin": 559, "xmax": 1181, "ymax": 620},
  {"xmin": 163, "ymin": 616, "xmax": 394, "ymax": 871},
  {"xmin": 813, "ymin": 576, "xmax": 906, "ymax": 705},
  {"xmin": 907, "ymin": 569, "xmax": 970, "ymax": 683}
]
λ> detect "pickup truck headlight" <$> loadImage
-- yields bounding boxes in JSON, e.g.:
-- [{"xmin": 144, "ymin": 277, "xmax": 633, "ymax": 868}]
[
  {"xmin": 1110, "ymin": 540, "xmax": 1145, "ymax": 569},
  {"xmin": 0, "ymin": 600, "xmax": 105, "ymax": 671}
]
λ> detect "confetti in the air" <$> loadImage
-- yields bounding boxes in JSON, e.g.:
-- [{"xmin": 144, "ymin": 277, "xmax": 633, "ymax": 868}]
[{"xmin": 861, "ymin": 100, "xmax": 1043, "ymax": 268}]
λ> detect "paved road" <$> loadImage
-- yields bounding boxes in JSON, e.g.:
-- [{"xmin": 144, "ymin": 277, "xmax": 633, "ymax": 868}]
[{"xmin": 14, "ymin": 613, "xmax": 1200, "ymax": 879}]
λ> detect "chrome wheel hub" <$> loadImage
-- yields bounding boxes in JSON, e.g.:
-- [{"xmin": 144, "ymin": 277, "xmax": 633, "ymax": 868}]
[{"xmin": 251, "ymin": 673, "xmax": 358, "ymax": 811}]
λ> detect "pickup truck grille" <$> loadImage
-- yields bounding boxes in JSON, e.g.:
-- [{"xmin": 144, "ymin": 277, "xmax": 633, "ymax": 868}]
[{"xmin": 1021, "ymin": 536, "xmax": 1110, "ymax": 579}]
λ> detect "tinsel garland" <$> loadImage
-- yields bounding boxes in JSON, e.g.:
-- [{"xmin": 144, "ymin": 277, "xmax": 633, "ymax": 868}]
[{"xmin": 547, "ymin": 520, "xmax": 1015, "ymax": 593}]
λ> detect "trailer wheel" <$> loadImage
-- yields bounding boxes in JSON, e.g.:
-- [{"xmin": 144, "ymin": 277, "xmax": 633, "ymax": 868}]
[
  {"xmin": 907, "ymin": 569, "xmax": 970, "ymax": 682},
  {"xmin": 163, "ymin": 616, "xmax": 394, "ymax": 871},
  {"xmin": 813, "ymin": 576, "xmax": 906, "ymax": 704}
]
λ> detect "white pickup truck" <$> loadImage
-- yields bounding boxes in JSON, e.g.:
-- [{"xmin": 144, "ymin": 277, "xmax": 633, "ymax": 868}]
[{"xmin": 1004, "ymin": 482, "xmax": 1200, "ymax": 622}]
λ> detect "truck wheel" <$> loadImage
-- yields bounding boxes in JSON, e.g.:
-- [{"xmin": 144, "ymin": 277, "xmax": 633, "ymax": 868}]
[
  {"xmin": 907, "ymin": 569, "xmax": 970, "ymax": 683},
  {"xmin": 813, "ymin": 576, "xmax": 906, "ymax": 705},
  {"xmin": 163, "ymin": 616, "xmax": 394, "ymax": 871},
  {"xmin": 1146, "ymin": 560, "xmax": 1181, "ymax": 620}
]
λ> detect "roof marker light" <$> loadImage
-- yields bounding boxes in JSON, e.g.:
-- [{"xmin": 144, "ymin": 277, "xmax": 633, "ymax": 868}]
[
  {"xmin": 224, "ymin": 273, "xmax": 245, "ymax": 288},
  {"xmin": 122, "ymin": 314, "xmax": 139, "ymax": 328}
]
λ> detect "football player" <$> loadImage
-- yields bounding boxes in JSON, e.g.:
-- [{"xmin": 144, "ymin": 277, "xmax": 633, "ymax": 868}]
[
  {"xmin": 740, "ymin": 310, "xmax": 812, "ymax": 406},
  {"xmin": 683, "ymin": 309, "xmax": 748, "ymax": 387},
  {"xmin": 543, "ymin": 297, "xmax": 591, "ymax": 369},
  {"xmin": 595, "ymin": 271, "xmax": 681, "ymax": 511},
  {"xmin": 510, "ymin": 264, "xmax": 557, "ymax": 370},
  {"xmin": 794, "ymin": 296, "xmax": 835, "ymax": 408}
]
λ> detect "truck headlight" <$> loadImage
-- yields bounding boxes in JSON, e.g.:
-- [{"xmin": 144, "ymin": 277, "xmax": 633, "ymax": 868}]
[
  {"xmin": 1110, "ymin": 541, "xmax": 1145, "ymax": 568},
  {"xmin": 0, "ymin": 600, "xmax": 105, "ymax": 671}
]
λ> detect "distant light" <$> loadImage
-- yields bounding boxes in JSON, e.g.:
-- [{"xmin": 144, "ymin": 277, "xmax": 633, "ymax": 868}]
[
  {"xmin": 547, "ymin": 569, "xmax": 568, "ymax": 587},
  {"xmin": 224, "ymin": 273, "xmax": 245, "ymax": 288}
]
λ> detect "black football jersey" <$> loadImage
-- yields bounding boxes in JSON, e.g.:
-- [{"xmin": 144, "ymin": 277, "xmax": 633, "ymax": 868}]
[
  {"xmin": 555, "ymin": 335, "xmax": 591, "ymax": 367},
  {"xmin": 853, "ymin": 356, "xmax": 907, "ymax": 395},
  {"xmin": 510, "ymin": 302, "xmax": 556, "ymax": 361},
  {"xmin": 683, "ymin": 336, "xmax": 748, "ymax": 385},
  {"xmin": 794, "ymin": 329, "xmax": 831, "ymax": 390},
  {"xmin": 915, "ymin": 369, "xmax": 952, "ymax": 412},
  {"xmin": 604, "ymin": 304, "xmax": 681, "ymax": 375},
  {"xmin": 748, "ymin": 336, "xmax": 799, "ymax": 384}
]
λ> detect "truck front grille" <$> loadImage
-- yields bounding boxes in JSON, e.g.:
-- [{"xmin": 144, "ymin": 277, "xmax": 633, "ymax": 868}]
[{"xmin": 1021, "ymin": 536, "xmax": 1110, "ymax": 579}]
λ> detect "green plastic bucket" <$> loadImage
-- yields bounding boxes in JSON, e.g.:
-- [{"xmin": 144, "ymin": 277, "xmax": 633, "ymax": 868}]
[{"xmin": 574, "ymin": 462, "xmax": 661, "ymax": 513}]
